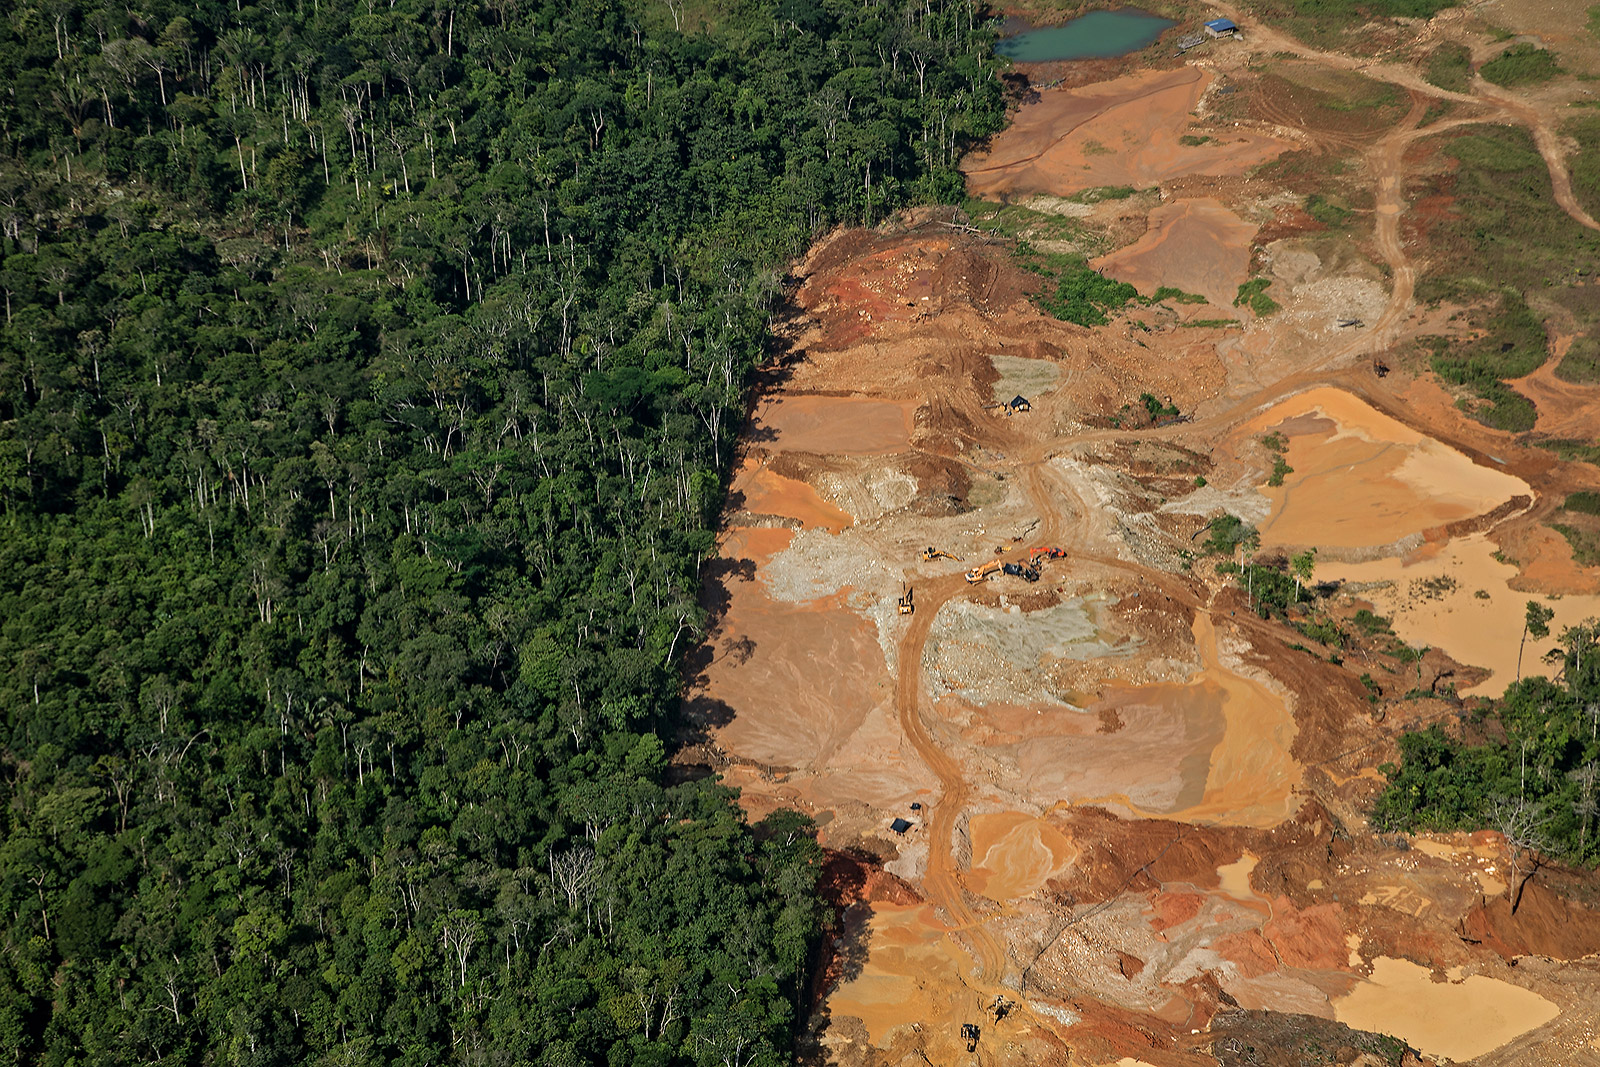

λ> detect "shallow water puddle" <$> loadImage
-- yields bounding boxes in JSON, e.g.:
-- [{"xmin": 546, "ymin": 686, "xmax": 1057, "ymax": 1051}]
[
  {"xmin": 1216, "ymin": 851, "xmax": 1260, "ymax": 900},
  {"xmin": 1160, "ymin": 614, "xmax": 1300, "ymax": 827},
  {"xmin": 1071, "ymin": 614, "xmax": 1300, "ymax": 827},
  {"xmin": 967, "ymin": 811, "xmax": 1076, "ymax": 901},
  {"xmin": 1250, "ymin": 388, "xmax": 1528, "ymax": 553},
  {"xmin": 1321, "ymin": 534, "xmax": 1600, "ymax": 693},
  {"xmin": 1332, "ymin": 956, "xmax": 1558, "ymax": 1061}
]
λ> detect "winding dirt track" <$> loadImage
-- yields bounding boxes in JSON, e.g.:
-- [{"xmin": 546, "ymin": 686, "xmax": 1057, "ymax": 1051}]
[
  {"xmin": 850, "ymin": 13, "xmax": 1600, "ymax": 1054},
  {"xmin": 1207, "ymin": 0, "xmax": 1600, "ymax": 236}
]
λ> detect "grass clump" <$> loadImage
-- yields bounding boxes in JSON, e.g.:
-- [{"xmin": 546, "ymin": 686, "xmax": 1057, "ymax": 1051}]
[
  {"xmin": 1539, "ymin": 439, "xmax": 1600, "ymax": 466},
  {"xmin": 1565, "ymin": 491, "xmax": 1600, "ymax": 515},
  {"xmin": 1179, "ymin": 134, "xmax": 1212, "ymax": 146},
  {"xmin": 1141, "ymin": 393, "xmax": 1180, "ymax": 419},
  {"xmin": 1151, "ymin": 286, "xmax": 1208, "ymax": 304},
  {"xmin": 1424, "ymin": 42, "xmax": 1473, "ymax": 93},
  {"xmin": 1565, "ymin": 114, "xmax": 1600, "ymax": 227},
  {"xmin": 1558, "ymin": 337, "xmax": 1600, "ymax": 384},
  {"xmin": 1069, "ymin": 185, "xmax": 1138, "ymax": 204},
  {"xmin": 1552, "ymin": 523, "xmax": 1600, "ymax": 565},
  {"xmin": 1353, "ymin": 609, "xmax": 1394, "ymax": 637},
  {"xmin": 1479, "ymin": 43, "xmax": 1562, "ymax": 87},
  {"xmin": 1305, "ymin": 193, "xmax": 1351, "ymax": 227},
  {"xmin": 1015, "ymin": 241, "xmax": 1138, "ymax": 327},
  {"xmin": 1234, "ymin": 277, "xmax": 1279, "ymax": 316}
]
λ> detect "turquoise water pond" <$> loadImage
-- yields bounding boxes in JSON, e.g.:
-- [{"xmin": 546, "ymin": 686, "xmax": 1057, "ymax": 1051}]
[{"xmin": 997, "ymin": 9, "xmax": 1176, "ymax": 62}]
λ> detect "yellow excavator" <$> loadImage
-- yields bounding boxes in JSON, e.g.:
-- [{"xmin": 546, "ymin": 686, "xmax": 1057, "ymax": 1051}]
[
  {"xmin": 897, "ymin": 584, "xmax": 915, "ymax": 615},
  {"xmin": 921, "ymin": 546, "xmax": 963, "ymax": 562},
  {"xmin": 964, "ymin": 560, "xmax": 1002, "ymax": 584}
]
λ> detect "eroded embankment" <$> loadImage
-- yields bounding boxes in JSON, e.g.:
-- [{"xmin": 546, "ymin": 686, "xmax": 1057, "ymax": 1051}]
[{"xmin": 686, "ymin": 43, "xmax": 1600, "ymax": 1062}]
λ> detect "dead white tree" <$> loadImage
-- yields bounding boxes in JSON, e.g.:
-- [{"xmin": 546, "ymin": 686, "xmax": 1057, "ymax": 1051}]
[
  {"xmin": 437, "ymin": 910, "xmax": 481, "ymax": 989},
  {"xmin": 1490, "ymin": 793, "xmax": 1551, "ymax": 914}
]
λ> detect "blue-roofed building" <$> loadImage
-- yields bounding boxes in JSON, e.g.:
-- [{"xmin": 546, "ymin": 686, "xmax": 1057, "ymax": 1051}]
[{"xmin": 1204, "ymin": 17, "xmax": 1239, "ymax": 37}]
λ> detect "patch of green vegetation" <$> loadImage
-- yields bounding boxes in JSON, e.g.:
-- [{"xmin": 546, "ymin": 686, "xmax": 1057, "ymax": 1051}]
[
  {"xmin": 1373, "ymin": 645, "xmax": 1600, "ymax": 867},
  {"xmin": 1304, "ymin": 193, "xmax": 1352, "ymax": 227},
  {"xmin": 1479, "ymin": 43, "xmax": 1563, "ymax": 88},
  {"xmin": 1202, "ymin": 514, "xmax": 1260, "ymax": 556},
  {"xmin": 1141, "ymin": 393, "xmax": 1180, "ymax": 419},
  {"xmin": 1234, "ymin": 563, "xmax": 1311, "ymax": 619},
  {"xmin": 1234, "ymin": 277, "xmax": 1279, "ymax": 316},
  {"xmin": 1424, "ymin": 290, "xmax": 1545, "ymax": 432},
  {"xmin": 1298, "ymin": 614, "xmax": 1347, "ymax": 647},
  {"xmin": 1354, "ymin": 609, "xmax": 1395, "ymax": 637},
  {"xmin": 1424, "ymin": 42, "xmax": 1473, "ymax": 93},
  {"xmin": 1538, "ymin": 439, "xmax": 1600, "ymax": 466},
  {"xmin": 1589, "ymin": 3, "xmax": 1600, "ymax": 40},
  {"xmin": 1418, "ymin": 100, "xmax": 1455, "ymax": 128},
  {"xmin": 1194, "ymin": 475, "xmax": 1208, "ymax": 488},
  {"xmin": 1081, "ymin": 138, "xmax": 1114, "ymax": 156},
  {"xmin": 1276, "ymin": 0, "xmax": 1454, "ymax": 16},
  {"xmin": 1414, "ymin": 123, "xmax": 1600, "ymax": 423},
  {"xmin": 1260, "ymin": 432, "xmax": 1293, "ymax": 486},
  {"xmin": 1558, "ymin": 336, "xmax": 1600, "ymax": 384},
  {"xmin": 1068, "ymin": 185, "xmax": 1138, "ymax": 204},
  {"xmin": 1321, "ymin": 79, "xmax": 1401, "ymax": 112},
  {"xmin": 1151, "ymin": 286, "xmax": 1208, "ymax": 304},
  {"xmin": 1447, "ymin": 132, "xmax": 1543, "ymax": 172},
  {"xmin": 1565, "ymin": 491, "xmax": 1600, "ymax": 515},
  {"xmin": 1565, "ymin": 114, "xmax": 1600, "ymax": 229},
  {"xmin": 1015, "ymin": 241, "xmax": 1139, "ymax": 327},
  {"xmin": 1391, "ymin": 641, "xmax": 1423, "ymax": 664},
  {"xmin": 1181, "ymin": 318, "xmax": 1240, "ymax": 328},
  {"xmin": 1552, "ymin": 522, "xmax": 1600, "ymax": 565},
  {"xmin": 961, "ymin": 198, "xmax": 1094, "ymax": 247},
  {"xmin": 1179, "ymin": 134, "xmax": 1212, "ymax": 146}
]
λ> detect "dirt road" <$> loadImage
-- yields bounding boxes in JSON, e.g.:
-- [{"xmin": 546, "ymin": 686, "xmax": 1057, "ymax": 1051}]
[{"xmin": 691, "ymin": 12, "xmax": 1600, "ymax": 1061}]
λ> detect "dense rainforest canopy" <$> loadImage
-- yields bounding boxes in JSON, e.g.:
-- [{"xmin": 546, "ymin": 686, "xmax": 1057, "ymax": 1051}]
[
  {"xmin": 1374, "ymin": 621, "xmax": 1600, "ymax": 874},
  {"xmin": 0, "ymin": 0, "xmax": 1004, "ymax": 1062}
]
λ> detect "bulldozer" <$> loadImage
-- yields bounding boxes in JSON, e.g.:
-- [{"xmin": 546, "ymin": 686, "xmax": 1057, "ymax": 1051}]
[
  {"xmin": 962, "ymin": 1023, "xmax": 981, "ymax": 1052},
  {"xmin": 921, "ymin": 546, "xmax": 963, "ymax": 562},
  {"xmin": 964, "ymin": 560, "xmax": 1002, "ymax": 584},
  {"xmin": 897, "ymin": 584, "xmax": 915, "ymax": 615}
]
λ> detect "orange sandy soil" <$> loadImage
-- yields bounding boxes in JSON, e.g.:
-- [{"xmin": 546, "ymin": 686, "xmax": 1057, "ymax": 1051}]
[
  {"xmin": 681, "ymin": 20, "xmax": 1600, "ymax": 1066},
  {"xmin": 963, "ymin": 67, "xmax": 1296, "ymax": 200},
  {"xmin": 1092, "ymin": 198, "xmax": 1257, "ymax": 309}
]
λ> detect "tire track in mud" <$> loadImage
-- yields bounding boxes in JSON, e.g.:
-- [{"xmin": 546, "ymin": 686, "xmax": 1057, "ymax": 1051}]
[{"xmin": 893, "ymin": 571, "xmax": 1007, "ymax": 985}]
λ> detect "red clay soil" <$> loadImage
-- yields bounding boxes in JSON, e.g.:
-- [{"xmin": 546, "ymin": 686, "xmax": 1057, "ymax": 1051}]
[{"xmin": 1458, "ymin": 875, "xmax": 1600, "ymax": 960}]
